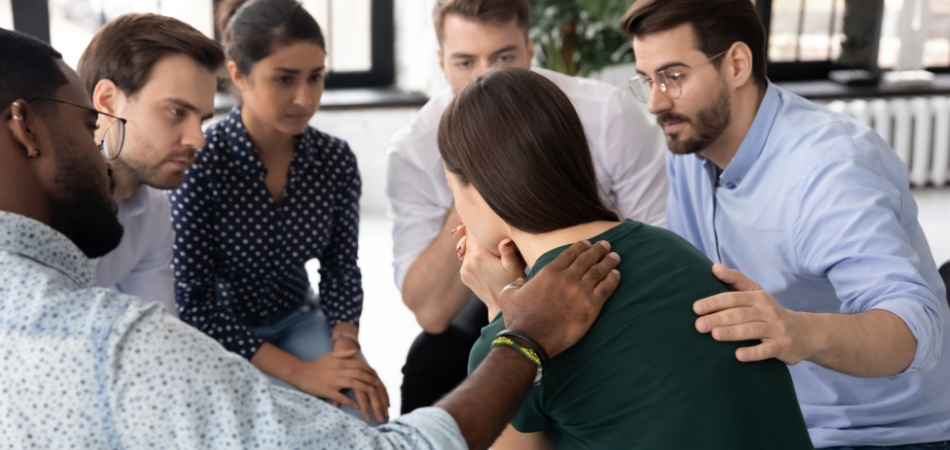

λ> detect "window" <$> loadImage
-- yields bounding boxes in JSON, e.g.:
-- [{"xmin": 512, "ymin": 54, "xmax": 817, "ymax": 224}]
[
  {"xmin": 760, "ymin": 0, "xmax": 950, "ymax": 81},
  {"xmin": 10, "ymin": 0, "xmax": 393, "ymax": 89},
  {"xmin": 1, "ymin": 0, "xmax": 13, "ymax": 30},
  {"xmin": 300, "ymin": 0, "xmax": 394, "ymax": 88}
]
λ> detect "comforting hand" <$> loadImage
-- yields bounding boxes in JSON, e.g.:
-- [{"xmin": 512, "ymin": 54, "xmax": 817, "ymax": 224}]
[
  {"xmin": 498, "ymin": 240, "xmax": 621, "ymax": 358},
  {"xmin": 330, "ymin": 338, "xmax": 390, "ymax": 423},
  {"xmin": 453, "ymin": 223, "xmax": 525, "ymax": 316},
  {"xmin": 694, "ymin": 264, "xmax": 817, "ymax": 365},
  {"xmin": 289, "ymin": 349, "xmax": 389, "ymax": 422}
]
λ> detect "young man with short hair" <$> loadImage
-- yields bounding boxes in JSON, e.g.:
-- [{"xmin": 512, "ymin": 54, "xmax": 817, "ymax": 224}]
[
  {"xmin": 623, "ymin": 0, "xmax": 950, "ymax": 448},
  {"xmin": 386, "ymin": 0, "xmax": 668, "ymax": 413},
  {"xmin": 77, "ymin": 14, "xmax": 223, "ymax": 317}
]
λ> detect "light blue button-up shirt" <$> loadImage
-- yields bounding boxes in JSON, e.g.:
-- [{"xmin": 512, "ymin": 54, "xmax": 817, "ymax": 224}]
[
  {"xmin": 667, "ymin": 82, "xmax": 950, "ymax": 448},
  {"xmin": 0, "ymin": 211, "xmax": 466, "ymax": 449}
]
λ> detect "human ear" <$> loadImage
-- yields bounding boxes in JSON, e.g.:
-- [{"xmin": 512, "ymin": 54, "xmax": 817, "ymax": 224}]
[
  {"xmin": 724, "ymin": 42, "xmax": 754, "ymax": 89},
  {"xmin": 7, "ymin": 100, "xmax": 43, "ymax": 159},
  {"xmin": 526, "ymin": 36, "xmax": 535, "ymax": 61},
  {"xmin": 227, "ymin": 60, "xmax": 248, "ymax": 93},
  {"xmin": 92, "ymin": 79, "xmax": 122, "ymax": 116},
  {"xmin": 438, "ymin": 49, "xmax": 446, "ymax": 76}
]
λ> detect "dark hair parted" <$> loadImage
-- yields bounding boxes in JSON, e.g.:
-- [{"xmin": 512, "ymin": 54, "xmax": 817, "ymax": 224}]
[
  {"xmin": 0, "ymin": 29, "xmax": 69, "ymax": 114},
  {"xmin": 216, "ymin": 0, "xmax": 326, "ymax": 75},
  {"xmin": 621, "ymin": 0, "xmax": 767, "ymax": 86},
  {"xmin": 433, "ymin": 0, "xmax": 529, "ymax": 45},
  {"xmin": 438, "ymin": 67, "xmax": 619, "ymax": 234},
  {"xmin": 77, "ymin": 13, "xmax": 224, "ymax": 98}
]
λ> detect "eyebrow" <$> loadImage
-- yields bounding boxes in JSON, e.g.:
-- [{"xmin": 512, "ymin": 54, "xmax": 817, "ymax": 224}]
[
  {"xmin": 636, "ymin": 61, "xmax": 689, "ymax": 76},
  {"xmin": 450, "ymin": 45, "xmax": 519, "ymax": 59},
  {"xmin": 167, "ymin": 98, "xmax": 214, "ymax": 122},
  {"xmin": 274, "ymin": 66, "xmax": 326, "ymax": 74}
]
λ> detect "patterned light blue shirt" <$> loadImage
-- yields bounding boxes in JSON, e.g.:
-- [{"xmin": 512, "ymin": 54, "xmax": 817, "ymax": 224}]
[
  {"xmin": 0, "ymin": 211, "xmax": 466, "ymax": 449},
  {"xmin": 667, "ymin": 82, "xmax": 950, "ymax": 447}
]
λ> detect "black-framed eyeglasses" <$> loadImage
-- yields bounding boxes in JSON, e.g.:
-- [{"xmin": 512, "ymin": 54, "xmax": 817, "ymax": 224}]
[
  {"xmin": 25, "ymin": 96, "xmax": 127, "ymax": 160},
  {"xmin": 628, "ymin": 50, "xmax": 728, "ymax": 103}
]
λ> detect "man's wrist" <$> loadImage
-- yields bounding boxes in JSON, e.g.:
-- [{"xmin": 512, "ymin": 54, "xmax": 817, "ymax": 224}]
[
  {"xmin": 490, "ymin": 344, "xmax": 539, "ymax": 384},
  {"xmin": 797, "ymin": 311, "xmax": 828, "ymax": 363}
]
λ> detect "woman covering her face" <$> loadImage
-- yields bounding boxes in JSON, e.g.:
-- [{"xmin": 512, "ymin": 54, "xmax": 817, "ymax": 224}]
[
  {"xmin": 169, "ymin": 0, "xmax": 388, "ymax": 424},
  {"xmin": 441, "ymin": 67, "xmax": 813, "ymax": 450}
]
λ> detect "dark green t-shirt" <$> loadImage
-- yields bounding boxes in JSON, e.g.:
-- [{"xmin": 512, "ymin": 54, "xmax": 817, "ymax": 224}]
[{"xmin": 469, "ymin": 221, "xmax": 813, "ymax": 450}]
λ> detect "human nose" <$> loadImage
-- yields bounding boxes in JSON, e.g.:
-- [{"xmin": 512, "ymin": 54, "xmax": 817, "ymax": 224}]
[
  {"xmin": 182, "ymin": 119, "xmax": 206, "ymax": 150},
  {"xmin": 293, "ymin": 82, "xmax": 315, "ymax": 109},
  {"xmin": 647, "ymin": 80, "xmax": 674, "ymax": 116}
]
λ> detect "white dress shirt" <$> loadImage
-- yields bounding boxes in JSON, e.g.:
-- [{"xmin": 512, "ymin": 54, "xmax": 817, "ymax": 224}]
[
  {"xmin": 94, "ymin": 185, "xmax": 177, "ymax": 317},
  {"xmin": 386, "ymin": 67, "xmax": 668, "ymax": 290}
]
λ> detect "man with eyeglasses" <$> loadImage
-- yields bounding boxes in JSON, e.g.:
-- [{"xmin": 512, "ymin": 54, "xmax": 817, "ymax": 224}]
[
  {"xmin": 76, "ymin": 14, "xmax": 223, "ymax": 317},
  {"xmin": 622, "ymin": 0, "xmax": 950, "ymax": 449}
]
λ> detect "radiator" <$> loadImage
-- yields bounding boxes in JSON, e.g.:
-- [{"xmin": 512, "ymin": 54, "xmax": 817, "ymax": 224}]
[{"xmin": 824, "ymin": 97, "xmax": 950, "ymax": 187}]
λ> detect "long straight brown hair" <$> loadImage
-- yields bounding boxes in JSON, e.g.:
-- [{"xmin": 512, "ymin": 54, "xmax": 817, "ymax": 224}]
[{"xmin": 438, "ymin": 67, "xmax": 619, "ymax": 234}]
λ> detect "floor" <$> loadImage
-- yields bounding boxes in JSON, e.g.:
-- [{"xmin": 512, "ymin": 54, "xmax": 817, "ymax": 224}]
[{"xmin": 341, "ymin": 187, "xmax": 950, "ymax": 419}]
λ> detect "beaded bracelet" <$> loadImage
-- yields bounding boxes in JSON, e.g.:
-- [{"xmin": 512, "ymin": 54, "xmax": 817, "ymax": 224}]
[{"xmin": 491, "ymin": 336, "xmax": 544, "ymax": 385}]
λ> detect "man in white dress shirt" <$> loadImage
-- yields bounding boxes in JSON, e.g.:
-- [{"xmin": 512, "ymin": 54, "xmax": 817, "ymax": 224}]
[
  {"xmin": 77, "ymin": 14, "xmax": 224, "ymax": 317},
  {"xmin": 386, "ymin": 0, "xmax": 669, "ymax": 413}
]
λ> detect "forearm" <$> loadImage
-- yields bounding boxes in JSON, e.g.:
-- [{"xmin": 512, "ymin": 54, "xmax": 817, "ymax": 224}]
[
  {"xmin": 250, "ymin": 342, "xmax": 303, "ymax": 384},
  {"xmin": 806, "ymin": 309, "xmax": 917, "ymax": 377},
  {"xmin": 401, "ymin": 209, "xmax": 472, "ymax": 333},
  {"xmin": 435, "ymin": 346, "xmax": 536, "ymax": 450}
]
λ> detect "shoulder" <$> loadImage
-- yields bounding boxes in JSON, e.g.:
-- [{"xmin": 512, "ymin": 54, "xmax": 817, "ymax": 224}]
[
  {"xmin": 387, "ymin": 87, "xmax": 454, "ymax": 169},
  {"xmin": 307, "ymin": 128, "xmax": 357, "ymax": 164}
]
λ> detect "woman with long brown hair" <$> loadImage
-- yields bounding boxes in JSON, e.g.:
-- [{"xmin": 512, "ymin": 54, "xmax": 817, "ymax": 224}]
[{"xmin": 442, "ymin": 67, "xmax": 813, "ymax": 449}]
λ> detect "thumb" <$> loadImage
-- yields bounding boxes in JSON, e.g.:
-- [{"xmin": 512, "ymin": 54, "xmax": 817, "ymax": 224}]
[
  {"xmin": 712, "ymin": 264, "xmax": 762, "ymax": 291},
  {"xmin": 498, "ymin": 238, "xmax": 521, "ymax": 271},
  {"xmin": 332, "ymin": 348, "xmax": 360, "ymax": 359}
]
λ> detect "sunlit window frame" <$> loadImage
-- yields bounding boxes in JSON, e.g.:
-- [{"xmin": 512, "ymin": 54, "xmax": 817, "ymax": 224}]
[
  {"xmin": 758, "ymin": 0, "xmax": 950, "ymax": 82},
  {"xmin": 8, "ymin": 0, "xmax": 394, "ymax": 89}
]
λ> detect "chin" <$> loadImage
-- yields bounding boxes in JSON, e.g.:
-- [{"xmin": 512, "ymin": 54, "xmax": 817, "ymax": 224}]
[{"xmin": 148, "ymin": 172, "xmax": 185, "ymax": 191}]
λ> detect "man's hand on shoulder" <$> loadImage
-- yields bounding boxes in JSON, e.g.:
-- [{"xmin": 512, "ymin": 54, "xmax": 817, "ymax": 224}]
[
  {"xmin": 499, "ymin": 240, "xmax": 621, "ymax": 357},
  {"xmin": 693, "ymin": 264, "xmax": 819, "ymax": 365}
]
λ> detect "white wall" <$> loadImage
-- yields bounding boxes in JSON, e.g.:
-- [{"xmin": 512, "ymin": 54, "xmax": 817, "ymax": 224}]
[{"xmin": 394, "ymin": 0, "xmax": 449, "ymax": 97}]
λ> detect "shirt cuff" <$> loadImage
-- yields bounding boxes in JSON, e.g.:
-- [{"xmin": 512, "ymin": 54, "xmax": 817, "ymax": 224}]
[
  {"xmin": 871, "ymin": 298, "xmax": 941, "ymax": 378},
  {"xmin": 389, "ymin": 407, "xmax": 467, "ymax": 450}
]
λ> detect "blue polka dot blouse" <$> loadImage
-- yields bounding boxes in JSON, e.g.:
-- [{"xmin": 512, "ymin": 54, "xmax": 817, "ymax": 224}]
[{"xmin": 170, "ymin": 107, "xmax": 363, "ymax": 360}]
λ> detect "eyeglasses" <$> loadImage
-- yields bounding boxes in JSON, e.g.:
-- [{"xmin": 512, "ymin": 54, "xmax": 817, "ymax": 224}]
[
  {"xmin": 628, "ymin": 50, "xmax": 728, "ymax": 103},
  {"xmin": 25, "ymin": 96, "xmax": 127, "ymax": 160}
]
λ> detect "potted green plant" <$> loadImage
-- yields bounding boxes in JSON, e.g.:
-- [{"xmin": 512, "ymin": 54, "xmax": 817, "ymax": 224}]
[{"xmin": 530, "ymin": 0, "xmax": 638, "ymax": 77}]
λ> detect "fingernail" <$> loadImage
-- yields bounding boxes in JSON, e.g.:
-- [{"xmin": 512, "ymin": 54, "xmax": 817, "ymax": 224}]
[
  {"xmin": 504, "ymin": 240, "xmax": 513, "ymax": 248},
  {"xmin": 611, "ymin": 269, "xmax": 620, "ymax": 275},
  {"xmin": 608, "ymin": 252, "xmax": 620, "ymax": 261},
  {"xmin": 582, "ymin": 239, "xmax": 592, "ymax": 247},
  {"xmin": 695, "ymin": 302, "xmax": 706, "ymax": 314},
  {"xmin": 697, "ymin": 318, "xmax": 707, "ymax": 330},
  {"xmin": 598, "ymin": 241, "xmax": 611, "ymax": 250},
  {"xmin": 451, "ymin": 226, "xmax": 458, "ymax": 234},
  {"xmin": 456, "ymin": 242, "xmax": 461, "ymax": 252}
]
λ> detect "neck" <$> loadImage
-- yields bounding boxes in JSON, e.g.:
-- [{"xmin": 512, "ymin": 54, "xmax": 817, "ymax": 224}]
[
  {"xmin": 0, "ymin": 169, "xmax": 51, "ymax": 227},
  {"xmin": 111, "ymin": 159, "xmax": 142, "ymax": 204},
  {"xmin": 511, "ymin": 220, "xmax": 622, "ymax": 268},
  {"xmin": 240, "ymin": 104, "xmax": 294, "ymax": 156},
  {"xmin": 698, "ymin": 83, "xmax": 768, "ymax": 170}
]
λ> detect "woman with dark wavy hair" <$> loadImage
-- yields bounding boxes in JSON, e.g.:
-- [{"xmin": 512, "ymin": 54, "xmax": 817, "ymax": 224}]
[{"xmin": 443, "ymin": 67, "xmax": 813, "ymax": 450}]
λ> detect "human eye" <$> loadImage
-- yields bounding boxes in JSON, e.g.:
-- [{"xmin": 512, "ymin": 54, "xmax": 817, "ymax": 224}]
[
  {"xmin": 666, "ymin": 72, "xmax": 685, "ymax": 82},
  {"xmin": 308, "ymin": 73, "xmax": 325, "ymax": 83},
  {"xmin": 455, "ymin": 60, "xmax": 472, "ymax": 69},
  {"xmin": 499, "ymin": 54, "xmax": 516, "ymax": 64},
  {"xmin": 275, "ymin": 76, "xmax": 293, "ymax": 85}
]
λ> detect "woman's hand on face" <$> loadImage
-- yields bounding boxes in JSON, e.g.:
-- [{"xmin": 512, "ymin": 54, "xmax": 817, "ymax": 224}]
[
  {"xmin": 289, "ymin": 349, "xmax": 390, "ymax": 423},
  {"xmin": 452, "ymin": 223, "xmax": 526, "ymax": 314}
]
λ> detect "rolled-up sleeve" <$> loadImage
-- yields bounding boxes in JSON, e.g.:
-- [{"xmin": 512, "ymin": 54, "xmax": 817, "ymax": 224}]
[
  {"xmin": 109, "ymin": 303, "xmax": 467, "ymax": 449},
  {"xmin": 386, "ymin": 147, "xmax": 450, "ymax": 291},
  {"xmin": 793, "ymin": 157, "xmax": 944, "ymax": 376}
]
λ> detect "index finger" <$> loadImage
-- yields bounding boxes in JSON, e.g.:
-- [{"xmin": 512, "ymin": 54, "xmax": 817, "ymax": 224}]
[
  {"xmin": 546, "ymin": 240, "xmax": 592, "ymax": 270},
  {"xmin": 693, "ymin": 292, "xmax": 755, "ymax": 315}
]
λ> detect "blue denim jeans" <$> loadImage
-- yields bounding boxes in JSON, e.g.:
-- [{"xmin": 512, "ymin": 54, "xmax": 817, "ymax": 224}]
[
  {"xmin": 822, "ymin": 442, "xmax": 950, "ymax": 450},
  {"xmin": 249, "ymin": 295, "xmax": 384, "ymax": 425}
]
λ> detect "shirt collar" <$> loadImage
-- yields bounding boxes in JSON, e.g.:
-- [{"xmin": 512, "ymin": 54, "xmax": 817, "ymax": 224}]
[
  {"xmin": 0, "ymin": 211, "xmax": 96, "ymax": 288},
  {"xmin": 223, "ymin": 107, "xmax": 317, "ymax": 176},
  {"xmin": 118, "ymin": 185, "xmax": 149, "ymax": 218},
  {"xmin": 718, "ymin": 81, "xmax": 781, "ymax": 189}
]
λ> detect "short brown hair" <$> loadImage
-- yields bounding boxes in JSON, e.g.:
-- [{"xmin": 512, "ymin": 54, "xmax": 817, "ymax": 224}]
[
  {"xmin": 621, "ymin": 0, "xmax": 767, "ymax": 86},
  {"xmin": 78, "ymin": 13, "xmax": 224, "ymax": 97},
  {"xmin": 438, "ymin": 67, "xmax": 619, "ymax": 233},
  {"xmin": 433, "ymin": 0, "xmax": 529, "ymax": 45}
]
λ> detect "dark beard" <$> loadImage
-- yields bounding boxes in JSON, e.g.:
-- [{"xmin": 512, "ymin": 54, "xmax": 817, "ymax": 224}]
[
  {"xmin": 48, "ymin": 127, "xmax": 124, "ymax": 259},
  {"xmin": 657, "ymin": 84, "xmax": 732, "ymax": 155}
]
